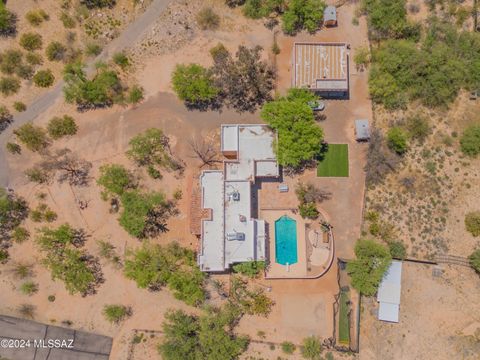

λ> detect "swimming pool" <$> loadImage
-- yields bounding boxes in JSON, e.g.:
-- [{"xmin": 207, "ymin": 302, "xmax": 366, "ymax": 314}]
[{"xmin": 275, "ymin": 215, "xmax": 298, "ymax": 265}]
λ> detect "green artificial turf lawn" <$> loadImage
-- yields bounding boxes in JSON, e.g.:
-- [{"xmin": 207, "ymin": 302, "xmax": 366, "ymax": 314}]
[
  {"xmin": 317, "ymin": 144, "xmax": 349, "ymax": 177},
  {"xmin": 338, "ymin": 290, "xmax": 350, "ymax": 344}
]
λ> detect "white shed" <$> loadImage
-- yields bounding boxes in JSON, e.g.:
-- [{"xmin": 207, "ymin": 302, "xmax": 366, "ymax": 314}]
[{"xmin": 377, "ymin": 260, "xmax": 403, "ymax": 323}]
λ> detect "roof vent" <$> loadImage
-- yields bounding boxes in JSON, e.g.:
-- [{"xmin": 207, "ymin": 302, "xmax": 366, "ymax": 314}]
[{"xmin": 232, "ymin": 191, "xmax": 240, "ymax": 201}]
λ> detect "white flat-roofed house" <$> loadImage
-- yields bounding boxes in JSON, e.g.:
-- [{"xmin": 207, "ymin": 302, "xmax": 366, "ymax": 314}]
[
  {"xmin": 198, "ymin": 125, "xmax": 278, "ymax": 272},
  {"xmin": 292, "ymin": 42, "xmax": 349, "ymax": 98}
]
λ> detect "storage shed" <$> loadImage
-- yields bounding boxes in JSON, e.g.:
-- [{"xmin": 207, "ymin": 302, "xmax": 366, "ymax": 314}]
[
  {"xmin": 324, "ymin": 6, "xmax": 337, "ymax": 27},
  {"xmin": 377, "ymin": 260, "xmax": 403, "ymax": 323},
  {"xmin": 354, "ymin": 119, "xmax": 370, "ymax": 141}
]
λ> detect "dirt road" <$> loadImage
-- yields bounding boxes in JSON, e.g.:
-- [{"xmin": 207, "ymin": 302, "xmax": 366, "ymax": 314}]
[{"xmin": 0, "ymin": 0, "xmax": 174, "ymax": 187}]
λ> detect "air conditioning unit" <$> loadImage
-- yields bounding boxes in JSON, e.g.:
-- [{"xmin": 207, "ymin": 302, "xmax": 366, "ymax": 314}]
[
  {"xmin": 232, "ymin": 191, "xmax": 240, "ymax": 201},
  {"xmin": 226, "ymin": 232, "xmax": 245, "ymax": 241}
]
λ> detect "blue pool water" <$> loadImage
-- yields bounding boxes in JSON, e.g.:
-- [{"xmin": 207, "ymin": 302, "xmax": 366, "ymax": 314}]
[{"xmin": 275, "ymin": 215, "xmax": 298, "ymax": 265}]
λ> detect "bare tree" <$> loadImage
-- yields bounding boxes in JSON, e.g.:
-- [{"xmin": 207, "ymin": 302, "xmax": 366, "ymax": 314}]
[
  {"xmin": 295, "ymin": 182, "xmax": 332, "ymax": 203},
  {"xmin": 39, "ymin": 148, "xmax": 92, "ymax": 186},
  {"xmin": 188, "ymin": 137, "xmax": 220, "ymax": 168},
  {"xmin": 365, "ymin": 129, "xmax": 401, "ymax": 185}
]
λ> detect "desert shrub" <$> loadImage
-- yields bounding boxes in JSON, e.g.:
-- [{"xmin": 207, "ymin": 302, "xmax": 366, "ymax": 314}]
[
  {"xmin": 112, "ymin": 52, "xmax": 129, "ymax": 69},
  {"xmin": 387, "ymin": 127, "xmax": 408, "ymax": 155},
  {"xmin": 469, "ymin": 248, "xmax": 480, "ymax": 273},
  {"xmin": 0, "ymin": 76, "xmax": 20, "ymax": 95},
  {"xmin": 172, "ymin": 63, "xmax": 219, "ymax": 106},
  {"xmin": 25, "ymin": 9, "xmax": 49, "ymax": 26},
  {"xmin": 211, "ymin": 45, "xmax": 275, "ymax": 112},
  {"xmin": 12, "ymin": 263, "xmax": 33, "ymax": 278},
  {"xmin": 13, "ymin": 101, "xmax": 26, "ymax": 112},
  {"xmin": 80, "ymin": 0, "xmax": 116, "ymax": 8},
  {"xmin": 0, "ymin": 105, "xmax": 13, "ymax": 130},
  {"xmin": 158, "ymin": 308, "xmax": 249, "ymax": 360},
  {"xmin": 36, "ymin": 224, "xmax": 101, "ymax": 296},
  {"xmin": 0, "ymin": 189, "xmax": 29, "ymax": 241},
  {"xmin": 85, "ymin": 43, "xmax": 102, "ymax": 56},
  {"xmin": 14, "ymin": 123, "xmax": 49, "ymax": 152},
  {"xmin": 63, "ymin": 61, "xmax": 124, "ymax": 108},
  {"xmin": 46, "ymin": 41, "xmax": 67, "ymax": 61},
  {"xmin": 6, "ymin": 142, "xmax": 21, "ymax": 154},
  {"xmin": 16, "ymin": 64, "xmax": 34, "ymax": 80},
  {"xmin": 18, "ymin": 304, "xmax": 36, "ymax": 318},
  {"xmin": 354, "ymin": 46, "xmax": 370, "ymax": 70},
  {"xmin": 0, "ymin": 3, "xmax": 17, "ymax": 36},
  {"xmin": 365, "ymin": 129, "xmax": 401, "ymax": 184},
  {"xmin": 299, "ymin": 202, "xmax": 319, "ymax": 219},
  {"xmin": 196, "ymin": 7, "xmax": 220, "ymax": 30},
  {"xmin": 282, "ymin": 0, "xmax": 326, "ymax": 35},
  {"xmin": 103, "ymin": 304, "xmax": 131, "ymax": 323},
  {"xmin": 0, "ymin": 249, "xmax": 9, "ymax": 263},
  {"xmin": 301, "ymin": 336, "xmax": 322, "ymax": 359},
  {"xmin": 281, "ymin": 341, "xmax": 296, "ymax": 354},
  {"xmin": 33, "ymin": 69, "xmax": 55, "ymax": 87},
  {"xmin": 127, "ymin": 85, "xmax": 144, "ymax": 105},
  {"xmin": 460, "ymin": 124, "xmax": 480, "ymax": 157},
  {"xmin": 261, "ymin": 88, "xmax": 323, "ymax": 168},
  {"xmin": 48, "ymin": 295, "xmax": 56, "ymax": 302},
  {"xmin": 0, "ymin": 49, "xmax": 23, "ymax": 74},
  {"xmin": 388, "ymin": 241, "xmax": 406, "ymax": 259},
  {"xmin": 226, "ymin": 0, "xmax": 246, "ymax": 6},
  {"xmin": 405, "ymin": 114, "xmax": 430, "ymax": 142},
  {"xmin": 47, "ymin": 115, "xmax": 77, "ymax": 139},
  {"xmin": 25, "ymin": 167, "xmax": 50, "ymax": 184},
  {"xmin": 60, "ymin": 12, "xmax": 76, "ymax": 28},
  {"xmin": 465, "ymin": 211, "xmax": 480, "ymax": 237},
  {"xmin": 20, "ymin": 33, "xmax": 43, "ymax": 51},
  {"xmin": 20, "ymin": 281, "xmax": 38, "ymax": 295},
  {"xmin": 30, "ymin": 204, "xmax": 57, "ymax": 223},
  {"xmin": 12, "ymin": 226, "xmax": 30, "ymax": 243},
  {"xmin": 97, "ymin": 164, "xmax": 136, "ymax": 197},
  {"xmin": 26, "ymin": 52, "xmax": 43, "ymax": 66},
  {"xmin": 347, "ymin": 239, "xmax": 392, "ymax": 296},
  {"xmin": 233, "ymin": 261, "xmax": 266, "ymax": 278}
]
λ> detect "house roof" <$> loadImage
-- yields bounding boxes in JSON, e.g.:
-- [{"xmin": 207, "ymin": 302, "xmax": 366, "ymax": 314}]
[
  {"xmin": 292, "ymin": 42, "xmax": 349, "ymax": 91},
  {"xmin": 198, "ymin": 125, "xmax": 277, "ymax": 272},
  {"xmin": 0, "ymin": 315, "xmax": 112, "ymax": 360},
  {"xmin": 377, "ymin": 260, "xmax": 403, "ymax": 323}
]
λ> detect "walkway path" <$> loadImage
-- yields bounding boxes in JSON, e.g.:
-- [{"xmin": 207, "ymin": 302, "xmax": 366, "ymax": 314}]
[{"xmin": 0, "ymin": 0, "xmax": 174, "ymax": 187}]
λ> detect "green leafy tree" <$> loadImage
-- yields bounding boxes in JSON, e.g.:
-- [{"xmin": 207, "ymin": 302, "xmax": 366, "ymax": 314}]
[
  {"xmin": 47, "ymin": 115, "xmax": 77, "ymax": 139},
  {"xmin": 282, "ymin": 0, "xmax": 325, "ymax": 35},
  {"xmin": 387, "ymin": 127, "xmax": 408, "ymax": 155},
  {"xmin": 119, "ymin": 190, "xmax": 166, "ymax": 238},
  {"xmin": 33, "ymin": 69, "xmax": 55, "ymax": 87},
  {"xmin": 347, "ymin": 239, "xmax": 392, "ymax": 296},
  {"xmin": 158, "ymin": 308, "xmax": 249, "ymax": 360},
  {"xmin": 171, "ymin": 64, "xmax": 219, "ymax": 105},
  {"xmin": 97, "ymin": 164, "xmax": 136, "ymax": 197},
  {"xmin": 469, "ymin": 248, "xmax": 480, "ymax": 274},
  {"xmin": 20, "ymin": 32, "xmax": 43, "ymax": 51},
  {"xmin": 13, "ymin": 123, "xmax": 49, "ymax": 152},
  {"xmin": 0, "ymin": 2, "xmax": 17, "ymax": 36},
  {"xmin": 63, "ymin": 61, "xmax": 123, "ymax": 108},
  {"xmin": 301, "ymin": 336, "xmax": 322, "ymax": 359},
  {"xmin": 460, "ymin": 124, "xmax": 480, "ymax": 157},
  {"xmin": 260, "ymin": 88, "xmax": 323, "ymax": 168},
  {"xmin": 465, "ymin": 211, "xmax": 480, "ymax": 237},
  {"xmin": 102, "ymin": 304, "xmax": 131, "ymax": 323},
  {"xmin": 168, "ymin": 268, "xmax": 206, "ymax": 306}
]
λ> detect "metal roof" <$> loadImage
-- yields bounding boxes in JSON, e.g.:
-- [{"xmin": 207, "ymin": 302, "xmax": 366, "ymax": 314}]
[
  {"xmin": 377, "ymin": 260, "xmax": 403, "ymax": 323},
  {"xmin": 355, "ymin": 119, "xmax": 370, "ymax": 140},
  {"xmin": 324, "ymin": 5, "xmax": 337, "ymax": 22}
]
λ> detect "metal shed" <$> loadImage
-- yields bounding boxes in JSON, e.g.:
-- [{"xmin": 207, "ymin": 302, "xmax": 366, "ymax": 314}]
[
  {"xmin": 377, "ymin": 260, "xmax": 403, "ymax": 323},
  {"xmin": 355, "ymin": 119, "xmax": 370, "ymax": 141},
  {"xmin": 324, "ymin": 6, "xmax": 337, "ymax": 27}
]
